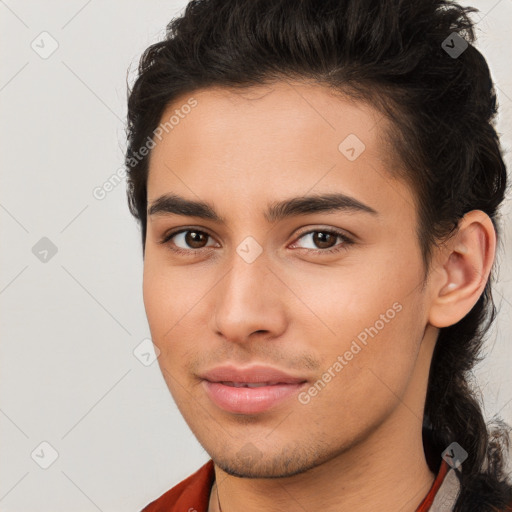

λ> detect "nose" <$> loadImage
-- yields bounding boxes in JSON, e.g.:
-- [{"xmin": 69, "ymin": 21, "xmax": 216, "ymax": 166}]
[{"xmin": 209, "ymin": 248, "xmax": 288, "ymax": 344}]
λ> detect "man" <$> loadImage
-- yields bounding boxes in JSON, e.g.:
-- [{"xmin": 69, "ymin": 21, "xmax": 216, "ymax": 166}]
[{"xmin": 125, "ymin": 0, "xmax": 512, "ymax": 510}]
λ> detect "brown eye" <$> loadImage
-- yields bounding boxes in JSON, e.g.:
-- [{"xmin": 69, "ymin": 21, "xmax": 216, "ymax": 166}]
[
  {"xmin": 291, "ymin": 228, "xmax": 354, "ymax": 255},
  {"xmin": 160, "ymin": 229, "xmax": 217, "ymax": 254},
  {"xmin": 311, "ymin": 231, "xmax": 337, "ymax": 249},
  {"xmin": 184, "ymin": 230, "xmax": 209, "ymax": 249}
]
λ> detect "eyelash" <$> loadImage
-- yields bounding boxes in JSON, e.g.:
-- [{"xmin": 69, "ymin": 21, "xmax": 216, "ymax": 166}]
[{"xmin": 159, "ymin": 227, "xmax": 354, "ymax": 256}]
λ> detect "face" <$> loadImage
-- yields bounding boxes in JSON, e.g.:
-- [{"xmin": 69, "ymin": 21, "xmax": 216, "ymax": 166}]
[{"xmin": 143, "ymin": 80, "xmax": 433, "ymax": 478}]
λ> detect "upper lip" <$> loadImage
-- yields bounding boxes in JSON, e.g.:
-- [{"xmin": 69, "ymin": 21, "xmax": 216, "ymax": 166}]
[{"xmin": 200, "ymin": 364, "xmax": 307, "ymax": 385}]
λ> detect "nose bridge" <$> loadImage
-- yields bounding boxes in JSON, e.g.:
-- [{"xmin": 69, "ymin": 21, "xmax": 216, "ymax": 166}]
[
  {"xmin": 221, "ymin": 241, "xmax": 272, "ymax": 311},
  {"xmin": 211, "ymin": 239, "xmax": 285, "ymax": 340}
]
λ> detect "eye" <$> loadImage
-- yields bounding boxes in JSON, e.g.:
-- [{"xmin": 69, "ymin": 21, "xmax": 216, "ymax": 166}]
[
  {"xmin": 290, "ymin": 228, "xmax": 353, "ymax": 254},
  {"xmin": 159, "ymin": 227, "xmax": 354, "ymax": 256},
  {"xmin": 159, "ymin": 228, "xmax": 218, "ymax": 255}
]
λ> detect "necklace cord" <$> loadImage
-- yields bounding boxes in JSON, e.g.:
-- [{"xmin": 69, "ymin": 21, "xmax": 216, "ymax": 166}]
[{"xmin": 216, "ymin": 481, "xmax": 222, "ymax": 512}]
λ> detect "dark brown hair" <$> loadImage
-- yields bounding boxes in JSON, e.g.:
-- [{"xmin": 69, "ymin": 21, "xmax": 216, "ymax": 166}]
[{"xmin": 125, "ymin": 1, "xmax": 512, "ymax": 508}]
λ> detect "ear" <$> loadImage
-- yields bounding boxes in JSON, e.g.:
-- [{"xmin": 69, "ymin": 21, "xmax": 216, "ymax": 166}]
[{"xmin": 428, "ymin": 210, "xmax": 496, "ymax": 328}]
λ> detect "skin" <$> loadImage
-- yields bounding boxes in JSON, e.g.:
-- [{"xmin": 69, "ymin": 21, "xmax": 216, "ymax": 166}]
[{"xmin": 142, "ymin": 80, "xmax": 495, "ymax": 512}]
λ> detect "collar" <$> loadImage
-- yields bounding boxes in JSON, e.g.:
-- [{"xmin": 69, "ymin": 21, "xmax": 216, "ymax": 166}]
[{"xmin": 416, "ymin": 459, "xmax": 461, "ymax": 511}]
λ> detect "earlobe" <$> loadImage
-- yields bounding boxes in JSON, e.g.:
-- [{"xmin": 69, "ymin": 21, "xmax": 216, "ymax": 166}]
[{"xmin": 428, "ymin": 210, "xmax": 496, "ymax": 328}]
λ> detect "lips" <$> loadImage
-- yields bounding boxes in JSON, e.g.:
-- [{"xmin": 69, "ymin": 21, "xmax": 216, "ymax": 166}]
[
  {"xmin": 220, "ymin": 381, "xmax": 281, "ymax": 388},
  {"xmin": 200, "ymin": 364, "xmax": 307, "ymax": 385},
  {"xmin": 199, "ymin": 364, "xmax": 308, "ymax": 414}
]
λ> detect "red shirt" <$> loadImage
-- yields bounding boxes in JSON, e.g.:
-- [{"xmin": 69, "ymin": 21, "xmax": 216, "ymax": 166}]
[{"xmin": 141, "ymin": 458, "xmax": 456, "ymax": 512}]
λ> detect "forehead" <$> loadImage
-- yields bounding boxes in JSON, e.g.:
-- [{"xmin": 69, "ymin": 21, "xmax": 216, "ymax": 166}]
[
  {"xmin": 146, "ymin": 80, "xmax": 412, "ymax": 220},
  {"xmin": 149, "ymin": 80, "xmax": 386, "ymax": 167}
]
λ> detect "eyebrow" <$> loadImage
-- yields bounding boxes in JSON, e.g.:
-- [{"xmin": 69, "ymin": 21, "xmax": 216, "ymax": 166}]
[{"xmin": 147, "ymin": 192, "xmax": 378, "ymax": 223}]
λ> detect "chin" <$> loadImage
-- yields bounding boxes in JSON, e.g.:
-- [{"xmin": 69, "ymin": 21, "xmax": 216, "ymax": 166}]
[{"xmin": 210, "ymin": 445, "xmax": 329, "ymax": 479}]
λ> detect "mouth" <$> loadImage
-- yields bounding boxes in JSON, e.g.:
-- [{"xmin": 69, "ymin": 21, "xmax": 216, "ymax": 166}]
[
  {"xmin": 218, "ymin": 381, "xmax": 296, "ymax": 388},
  {"xmin": 199, "ymin": 364, "xmax": 308, "ymax": 414}
]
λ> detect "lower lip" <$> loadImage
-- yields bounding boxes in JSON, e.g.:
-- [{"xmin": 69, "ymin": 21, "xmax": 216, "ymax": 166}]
[{"xmin": 202, "ymin": 380, "xmax": 306, "ymax": 414}]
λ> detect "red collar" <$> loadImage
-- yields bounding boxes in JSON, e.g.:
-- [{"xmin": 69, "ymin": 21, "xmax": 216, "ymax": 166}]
[{"xmin": 415, "ymin": 459, "xmax": 451, "ymax": 511}]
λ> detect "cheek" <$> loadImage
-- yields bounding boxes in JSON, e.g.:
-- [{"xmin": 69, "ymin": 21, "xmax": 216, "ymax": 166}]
[
  {"xmin": 142, "ymin": 266, "xmax": 193, "ymax": 401},
  {"xmin": 295, "ymin": 302, "xmax": 424, "ymax": 441},
  {"xmin": 142, "ymin": 259, "xmax": 184, "ymax": 354},
  {"xmin": 142, "ymin": 259, "xmax": 210, "ymax": 372},
  {"xmin": 291, "ymin": 254, "xmax": 425, "ymax": 407},
  {"xmin": 142, "ymin": 264, "xmax": 167, "ymax": 337},
  {"xmin": 143, "ymin": 254, "xmax": 192, "ymax": 331},
  {"xmin": 284, "ymin": 248, "xmax": 421, "ymax": 343}
]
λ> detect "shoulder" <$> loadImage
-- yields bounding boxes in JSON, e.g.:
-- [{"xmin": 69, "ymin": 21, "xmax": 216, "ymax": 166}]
[{"xmin": 141, "ymin": 459, "xmax": 215, "ymax": 512}]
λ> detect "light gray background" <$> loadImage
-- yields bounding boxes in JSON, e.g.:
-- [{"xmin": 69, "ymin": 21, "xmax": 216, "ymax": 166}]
[{"xmin": 0, "ymin": 1, "xmax": 511, "ymax": 511}]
